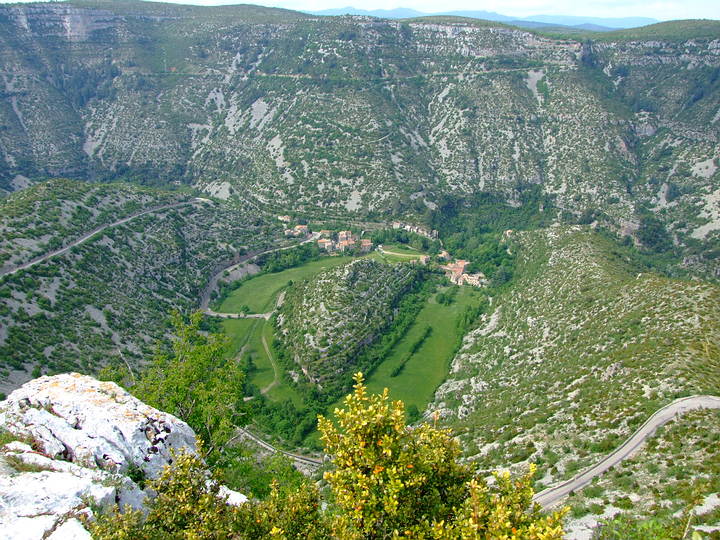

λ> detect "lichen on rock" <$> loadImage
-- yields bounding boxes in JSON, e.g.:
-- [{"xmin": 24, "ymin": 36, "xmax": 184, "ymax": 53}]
[{"xmin": 0, "ymin": 373, "xmax": 244, "ymax": 539}]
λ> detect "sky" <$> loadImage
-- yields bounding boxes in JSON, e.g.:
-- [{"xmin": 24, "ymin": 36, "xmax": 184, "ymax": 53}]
[{"xmin": 1, "ymin": 0, "xmax": 719, "ymax": 21}]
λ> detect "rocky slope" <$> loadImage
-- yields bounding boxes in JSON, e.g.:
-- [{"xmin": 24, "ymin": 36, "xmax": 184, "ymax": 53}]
[
  {"xmin": 0, "ymin": 3, "xmax": 717, "ymax": 269},
  {"xmin": 427, "ymin": 226, "xmax": 720, "ymax": 516},
  {"xmin": 0, "ymin": 178, "xmax": 184, "ymax": 273},
  {"xmin": 276, "ymin": 258, "xmax": 421, "ymax": 388},
  {"xmin": 0, "ymin": 179, "xmax": 280, "ymax": 393},
  {"xmin": 0, "ymin": 372, "xmax": 245, "ymax": 539}
]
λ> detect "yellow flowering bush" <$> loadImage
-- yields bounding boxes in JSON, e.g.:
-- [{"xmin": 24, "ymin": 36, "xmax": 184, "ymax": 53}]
[
  {"xmin": 318, "ymin": 373, "xmax": 566, "ymax": 539},
  {"xmin": 94, "ymin": 373, "xmax": 565, "ymax": 539}
]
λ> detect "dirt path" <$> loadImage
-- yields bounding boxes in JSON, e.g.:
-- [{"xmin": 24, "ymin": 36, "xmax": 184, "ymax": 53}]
[
  {"xmin": 260, "ymin": 333, "xmax": 279, "ymax": 395},
  {"xmin": 533, "ymin": 395, "xmax": 720, "ymax": 508}
]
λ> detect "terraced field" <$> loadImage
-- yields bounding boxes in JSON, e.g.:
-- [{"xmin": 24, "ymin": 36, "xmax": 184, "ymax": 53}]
[{"xmin": 276, "ymin": 259, "xmax": 422, "ymax": 389}]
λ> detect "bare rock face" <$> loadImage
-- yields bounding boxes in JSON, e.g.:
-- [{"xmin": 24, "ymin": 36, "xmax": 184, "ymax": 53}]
[
  {"xmin": 0, "ymin": 373, "xmax": 244, "ymax": 539},
  {"xmin": 0, "ymin": 373, "xmax": 197, "ymax": 479}
]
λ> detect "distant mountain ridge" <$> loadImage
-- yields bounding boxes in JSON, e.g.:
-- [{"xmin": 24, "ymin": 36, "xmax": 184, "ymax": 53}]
[
  {"xmin": 308, "ymin": 6, "xmax": 657, "ymax": 29},
  {"xmin": 0, "ymin": 1, "xmax": 718, "ymax": 279}
]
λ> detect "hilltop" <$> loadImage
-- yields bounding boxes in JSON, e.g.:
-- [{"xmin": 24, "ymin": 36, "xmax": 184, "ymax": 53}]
[{"xmin": 276, "ymin": 258, "xmax": 422, "ymax": 392}]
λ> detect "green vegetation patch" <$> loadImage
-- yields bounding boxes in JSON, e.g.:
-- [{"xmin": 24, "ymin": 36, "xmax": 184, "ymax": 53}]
[
  {"xmin": 217, "ymin": 256, "xmax": 353, "ymax": 314},
  {"xmin": 275, "ymin": 259, "xmax": 422, "ymax": 391},
  {"xmin": 221, "ymin": 318, "xmax": 303, "ymax": 407},
  {"xmin": 362, "ymin": 286, "xmax": 482, "ymax": 416}
]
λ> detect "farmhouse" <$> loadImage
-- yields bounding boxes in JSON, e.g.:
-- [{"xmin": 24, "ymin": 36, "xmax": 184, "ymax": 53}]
[
  {"xmin": 338, "ymin": 239, "xmax": 356, "ymax": 251},
  {"xmin": 318, "ymin": 238, "xmax": 334, "ymax": 251}
]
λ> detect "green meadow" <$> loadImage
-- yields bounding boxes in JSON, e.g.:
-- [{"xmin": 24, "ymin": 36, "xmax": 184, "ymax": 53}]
[
  {"xmin": 222, "ymin": 317, "xmax": 303, "ymax": 406},
  {"xmin": 218, "ymin": 256, "xmax": 353, "ymax": 314},
  {"xmin": 329, "ymin": 285, "xmax": 482, "ymax": 415}
]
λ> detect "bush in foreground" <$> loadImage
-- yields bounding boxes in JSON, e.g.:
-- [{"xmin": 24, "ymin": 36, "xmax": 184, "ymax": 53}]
[{"xmin": 92, "ymin": 373, "xmax": 566, "ymax": 539}]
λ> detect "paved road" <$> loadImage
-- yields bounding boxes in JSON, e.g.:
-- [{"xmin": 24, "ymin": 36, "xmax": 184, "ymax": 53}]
[
  {"xmin": 237, "ymin": 428, "xmax": 324, "ymax": 469},
  {"xmin": 199, "ymin": 232, "xmax": 319, "ymax": 313},
  {"xmin": 533, "ymin": 395, "xmax": 720, "ymax": 508},
  {"xmin": 0, "ymin": 198, "xmax": 208, "ymax": 278}
]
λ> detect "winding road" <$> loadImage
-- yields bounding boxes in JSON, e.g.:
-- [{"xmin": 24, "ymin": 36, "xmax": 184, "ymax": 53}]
[
  {"xmin": 0, "ymin": 198, "xmax": 210, "ymax": 278},
  {"xmin": 199, "ymin": 232, "xmax": 319, "ymax": 313},
  {"xmin": 237, "ymin": 427, "xmax": 324, "ymax": 469},
  {"xmin": 6, "ymin": 206, "xmax": 716, "ymax": 490},
  {"xmin": 533, "ymin": 395, "xmax": 720, "ymax": 508},
  {"xmin": 239, "ymin": 396, "xmax": 720, "ymax": 480}
]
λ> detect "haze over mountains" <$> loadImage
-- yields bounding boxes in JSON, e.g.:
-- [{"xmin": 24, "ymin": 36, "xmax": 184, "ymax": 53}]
[{"xmin": 308, "ymin": 7, "xmax": 658, "ymax": 31}]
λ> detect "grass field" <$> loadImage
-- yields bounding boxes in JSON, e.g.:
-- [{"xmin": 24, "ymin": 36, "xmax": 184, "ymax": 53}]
[
  {"xmin": 383, "ymin": 243, "xmax": 421, "ymax": 255},
  {"xmin": 222, "ymin": 317, "xmax": 303, "ymax": 406},
  {"xmin": 378, "ymin": 243, "xmax": 424, "ymax": 261},
  {"xmin": 221, "ymin": 252, "xmax": 463, "ymax": 421},
  {"xmin": 220, "ymin": 256, "xmax": 355, "ymax": 405},
  {"xmin": 218, "ymin": 256, "xmax": 353, "ymax": 314},
  {"xmin": 222, "ymin": 318, "xmax": 271, "ymax": 387},
  {"xmin": 328, "ymin": 285, "xmax": 483, "ymax": 416}
]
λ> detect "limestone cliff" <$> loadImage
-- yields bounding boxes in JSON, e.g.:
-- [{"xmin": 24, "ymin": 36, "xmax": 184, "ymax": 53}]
[{"xmin": 0, "ymin": 373, "xmax": 245, "ymax": 539}]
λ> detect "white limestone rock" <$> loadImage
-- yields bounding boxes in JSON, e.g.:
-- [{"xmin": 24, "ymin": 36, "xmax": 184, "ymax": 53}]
[
  {"xmin": 0, "ymin": 373, "xmax": 213, "ymax": 538},
  {"xmin": 218, "ymin": 484, "xmax": 249, "ymax": 506},
  {"xmin": 2, "ymin": 441, "xmax": 145, "ymax": 510},
  {"xmin": 48, "ymin": 518, "xmax": 93, "ymax": 540},
  {"xmin": 0, "ymin": 372, "xmax": 197, "ymax": 479},
  {"xmin": 0, "ymin": 470, "xmax": 109, "ymax": 537}
]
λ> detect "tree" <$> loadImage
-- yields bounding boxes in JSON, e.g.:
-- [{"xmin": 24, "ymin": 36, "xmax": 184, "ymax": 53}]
[
  {"xmin": 92, "ymin": 449, "xmax": 327, "ymax": 540},
  {"xmin": 132, "ymin": 310, "xmax": 247, "ymax": 457},
  {"xmin": 637, "ymin": 214, "xmax": 672, "ymax": 252},
  {"xmin": 318, "ymin": 373, "xmax": 567, "ymax": 539},
  {"xmin": 92, "ymin": 449, "xmax": 240, "ymax": 540},
  {"xmin": 97, "ymin": 372, "xmax": 566, "ymax": 539}
]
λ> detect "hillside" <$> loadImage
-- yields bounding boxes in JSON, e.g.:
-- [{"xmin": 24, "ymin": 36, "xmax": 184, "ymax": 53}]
[
  {"xmin": 0, "ymin": 179, "xmax": 279, "ymax": 394},
  {"xmin": 428, "ymin": 226, "xmax": 720, "ymax": 518},
  {"xmin": 0, "ymin": 3, "xmax": 719, "ymax": 530},
  {"xmin": 275, "ymin": 258, "xmax": 421, "ymax": 390},
  {"xmin": 0, "ymin": 3, "xmax": 717, "ymax": 273},
  {"xmin": 0, "ymin": 178, "xmax": 185, "ymax": 272}
]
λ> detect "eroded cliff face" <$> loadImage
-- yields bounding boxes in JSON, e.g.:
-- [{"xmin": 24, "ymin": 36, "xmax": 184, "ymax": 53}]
[
  {"xmin": 0, "ymin": 5, "xmax": 717, "ymax": 224},
  {"xmin": 0, "ymin": 373, "xmax": 245, "ymax": 539}
]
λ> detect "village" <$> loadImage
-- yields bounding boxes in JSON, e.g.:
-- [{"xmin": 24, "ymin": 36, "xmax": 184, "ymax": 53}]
[{"xmin": 279, "ymin": 216, "xmax": 488, "ymax": 288}]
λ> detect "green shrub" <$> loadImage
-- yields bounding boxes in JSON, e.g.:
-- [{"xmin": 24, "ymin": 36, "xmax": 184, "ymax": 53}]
[{"xmin": 94, "ymin": 374, "xmax": 567, "ymax": 539}]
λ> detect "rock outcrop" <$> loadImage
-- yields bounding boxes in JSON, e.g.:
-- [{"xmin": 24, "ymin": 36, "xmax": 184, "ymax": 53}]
[{"xmin": 0, "ymin": 373, "xmax": 245, "ymax": 539}]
